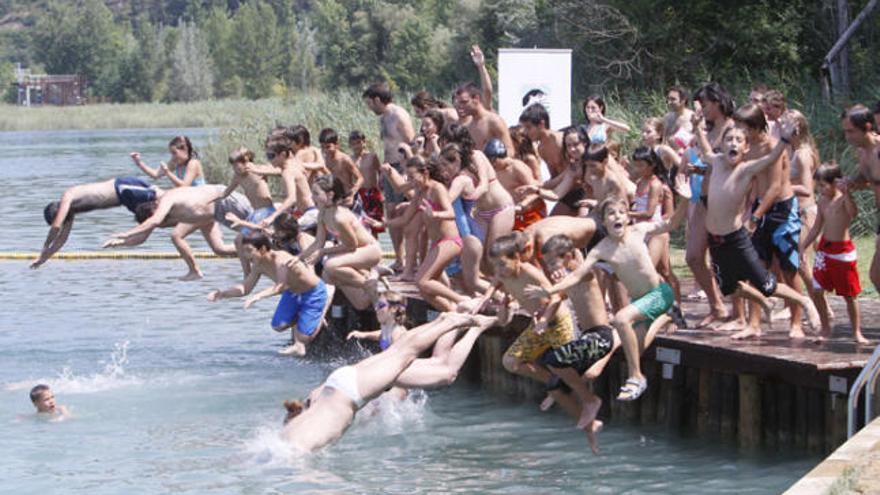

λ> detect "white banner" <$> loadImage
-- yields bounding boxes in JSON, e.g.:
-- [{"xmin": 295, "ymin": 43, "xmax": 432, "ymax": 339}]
[{"xmin": 497, "ymin": 48, "xmax": 572, "ymax": 131}]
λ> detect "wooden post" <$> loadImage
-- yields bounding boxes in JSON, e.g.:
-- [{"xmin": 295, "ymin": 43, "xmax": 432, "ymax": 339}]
[
  {"xmin": 720, "ymin": 373, "xmax": 738, "ymax": 443},
  {"xmin": 709, "ymin": 371, "xmax": 723, "ymax": 436},
  {"xmin": 698, "ymin": 368, "xmax": 712, "ymax": 435},
  {"xmin": 738, "ymin": 374, "xmax": 761, "ymax": 450},
  {"xmin": 835, "ymin": 0, "xmax": 851, "ymax": 97},
  {"xmin": 777, "ymin": 382, "xmax": 795, "ymax": 450},
  {"xmin": 807, "ymin": 388, "xmax": 825, "ymax": 454},
  {"xmin": 685, "ymin": 367, "xmax": 700, "ymax": 433},
  {"xmin": 665, "ymin": 364, "xmax": 685, "ymax": 432},
  {"xmin": 795, "ymin": 386, "xmax": 808, "ymax": 451},
  {"xmin": 640, "ymin": 360, "xmax": 660, "ymax": 425},
  {"xmin": 827, "ymin": 393, "xmax": 848, "ymax": 453}
]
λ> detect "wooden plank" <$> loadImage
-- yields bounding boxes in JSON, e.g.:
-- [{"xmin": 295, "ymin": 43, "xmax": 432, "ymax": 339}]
[
  {"xmin": 720, "ymin": 373, "xmax": 738, "ymax": 442},
  {"xmin": 761, "ymin": 379, "xmax": 778, "ymax": 450},
  {"xmin": 739, "ymin": 374, "xmax": 761, "ymax": 450},
  {"xmin": 685, "ymin": 366, "xmax": 700, "ymax": 433},
  {"xmin": 640, "ymin": 360, "xmax": 660, "ymax": 425},
  {"xmin": 777, "ymin": 382, "xmax": 795, "ymax": 450},
  {"xmin": 807, "ymin": 388, "xmax": 825, "ymax": 454},
  {"xmin": 697, "ymin": 368, "xmax": 712, "ymax": 435}
]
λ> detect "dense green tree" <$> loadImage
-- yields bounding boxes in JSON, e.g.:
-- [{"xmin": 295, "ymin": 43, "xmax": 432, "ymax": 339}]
[
  {"xmin": 168, "ymin": 21, "xmax": 214, "ymax": 101},
  {"xmin": 230, "ymin": 0, "xmax": 283, "ymax": 98}
]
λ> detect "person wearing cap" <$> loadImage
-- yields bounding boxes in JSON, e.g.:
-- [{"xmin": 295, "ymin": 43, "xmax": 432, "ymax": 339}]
[{"xmin": 483, "ymin": 139, "xmax": 546, "ymax": 231}]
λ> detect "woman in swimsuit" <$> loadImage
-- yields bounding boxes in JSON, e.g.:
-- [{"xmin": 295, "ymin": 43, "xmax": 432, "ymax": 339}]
[
  {"xmin": 130, "ymin": 135, "xmax": 206, "ymax": 187},
  {"xmin": 788, "ymin": 110, "xmax": 820, "ymax": 293},
  {"xmin": 440, "ymin": 124, "xmax": 515, "ymax": 269},
  {"xmin": 582, "ymin": 95, "xmax": 631, "ymax": 152},
  {"xmin": 387, "ymin": 157, "xmax": 466, "ymax": 311},
  {"xmin": 281, "ymin": 311, "xmax": 493, "ymax": 452},
  {"xmin": 299, "ymin": 175, "xmax": 382, "ymax": 297}
]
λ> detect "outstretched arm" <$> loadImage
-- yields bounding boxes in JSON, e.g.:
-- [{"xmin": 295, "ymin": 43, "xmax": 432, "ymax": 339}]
[
  {"xmin": 130, "ymin": 152, "xmax": 163, "ymax": 179},
  {"xmin": 471, "ymin": 45, "xmax": 494, "ymax": 111},
  {"xmin": 527, "ymin": 249, "xmax": 601, "ymax": 298},
  {"xmin": 31, "ymin": 220, "xmax": 73, "ymax": 268},
  {"xmin": 208, "ymin": 268, "xmax": 263, "ymax": 301},
  {"xmin": 105, "ymin": 197, "xmax": 173, "ymax": 243}
]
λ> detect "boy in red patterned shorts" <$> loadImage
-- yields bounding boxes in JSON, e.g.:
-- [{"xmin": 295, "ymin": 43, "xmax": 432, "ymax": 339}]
[{"xmin": 800, "ymin": 162, "xmax": 867, "ymax": 343}]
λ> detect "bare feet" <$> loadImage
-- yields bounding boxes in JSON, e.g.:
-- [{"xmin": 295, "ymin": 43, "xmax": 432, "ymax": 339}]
[
  {"xmin": 716, "ymin": 318, "xmax": 746, "ymax": 332},
  {"xmin": 179, "ymin": 270, "xmax": 204, "ymax": 281},
  {"xmin": 278, "ymin": 341, "xmax": 306, "ymax": 357},
  {"xmin": 789, "ymin": 327, "xmax": 806, "ymax": 339},
  {"xmin": 802, "ymin": 297, "xmax": 822, "ymax": 331},
  {"xmin": 855, "ymin": 331, "xmax": 870, "ymax": 345},
  {"xmin": 696, "ymin": 311, "xmax": 726, "ymax": 329},
  {"xmin": 577, "ymin": 395, "xmax": 602, "ymax": 430},
  {"xmin": 771, "ymin": 307, "xmax": 791, "ymax": 321},
  {"xmin": 470, "ymin": 314, "xmax": 498, "ymax": 330},
  {"xmin": 731, "ymin": 326, "xmax": 762, "ymax": 340},
  {"xmin": 585, "ymin": 419, "xmax": 604, "ymax": 455}
]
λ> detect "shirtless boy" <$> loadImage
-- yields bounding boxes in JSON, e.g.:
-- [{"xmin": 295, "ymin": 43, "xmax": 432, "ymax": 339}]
[
  {"xmin": 455, "ymin": 82, "xmax": 514, "ymax": 155},
  {"xmin": 801, "ymin": 163, "xmax": 866, "ymax": 343},
  {"xmin": 319, "ymin": 128, "xmax": 363, "ymax": 205},
  {"xmin": 208, "ymin": 232, "xmax": 328, "ymax": 356},
  {"xmin": 663, "ymin": 86, "xmax": 694, "ymax": 143},
  {"xmin": 486, "ymin": 232, "xmax": 576, "ymax": 386},
  {"xmin": 349, "ymin": 130, "xmax": 384, "ymax": 236},
  {"xmin": 518, "ymin": 104, "xmax": 565, "ymax": 177},
  {"xmin": 363, "ymin": 82, "xmax": 415, "ymax": 268},
  {"xmin": 733, "ymin": 104, "xmax": 806, "ymax": 339},
  {"xmin": 483, "ymin": 138, "xmax": 544, "ymax": 231},
  {"xmin": 251, "ymin": 131, "xmax": 318, "ymax": 232},
  {"xmin": 30, "ymin": 384, "xmax": 69, "ymax": 419},
  {"xmin": 522, "ymin": 215, "xmax": 603, "ymax": 264},
  {"xmin": 102, "ymin": 185, "xmax": 249, "ymax": 279},
  {"xmin": 33, "ymin": 177, "xmax": 160, "ymax": 269},
  {"xmin": 289, "ymin": 125, "xmax": 330, "ymax": 180},
  {"xmin": 694, "ymin": 118, "xmax": 820, "ymax": 339},
  {"xmin": 527, "ymin": 179, "xmax": 690, "ymax": 402},
  {"xmin": 842, "ymin": 105, "xmax": 880, "ymax": 293}
]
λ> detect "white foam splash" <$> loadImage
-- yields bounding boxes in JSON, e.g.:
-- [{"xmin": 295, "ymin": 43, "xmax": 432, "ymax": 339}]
[
  {"xmin": 4, "ymin": 341, "xmax": 142, "ymax": 394},
  {"xmin": 243, "ymin": 425, "xmax": 300, "ymax": 467}
]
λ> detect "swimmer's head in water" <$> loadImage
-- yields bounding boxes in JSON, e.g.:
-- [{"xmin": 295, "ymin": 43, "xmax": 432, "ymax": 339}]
[
  {"xmin": 30, "ymin": 384, "xmax": 56, "ymax": 413},
  {"xmin": 283, "ymin": 399, "xmax": 305, "ymax": 425},
  {"xmin": 541, "ymin": 234, "xmax": 575, "ymax": 272},
  {"xmin": 135, "ymin": 200, "xmax": 159, "ymax": 224},
  {"xmin": 599, "ymin": 197, "xmax": 630, "ymax": 239}
]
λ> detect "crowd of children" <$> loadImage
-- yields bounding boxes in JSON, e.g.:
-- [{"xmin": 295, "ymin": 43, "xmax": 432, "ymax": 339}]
[{"xmin": 32, "ymin": 48, "xmax": 880, "ymax": 453}]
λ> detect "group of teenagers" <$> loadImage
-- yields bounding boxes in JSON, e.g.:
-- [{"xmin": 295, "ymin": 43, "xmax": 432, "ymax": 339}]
[{"xmin": 32, "ymin": 48, "xmax": 880, "ymax": 453}]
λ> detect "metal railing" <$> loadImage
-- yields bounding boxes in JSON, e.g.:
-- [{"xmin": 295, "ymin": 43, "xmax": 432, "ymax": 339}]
[{"xmin": 848, "ymin": 344, "xmax": 880, "ymax": 438}]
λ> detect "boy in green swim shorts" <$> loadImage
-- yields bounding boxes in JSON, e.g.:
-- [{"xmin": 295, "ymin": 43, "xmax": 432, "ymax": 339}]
[{"xmin": 527, "ymin": 177, "xmax": 689, "ymax": 402}]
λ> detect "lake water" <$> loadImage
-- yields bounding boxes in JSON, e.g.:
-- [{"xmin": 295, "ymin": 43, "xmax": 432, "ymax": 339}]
[{"xmin": 0, "ymin": 129, "xmax": 817, "ymax": 494}]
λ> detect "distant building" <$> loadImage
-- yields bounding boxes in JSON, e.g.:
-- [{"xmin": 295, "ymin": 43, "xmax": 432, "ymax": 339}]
[{"xmin": 14, "ymin": 66, "xmax": 87, "ymax": 106}]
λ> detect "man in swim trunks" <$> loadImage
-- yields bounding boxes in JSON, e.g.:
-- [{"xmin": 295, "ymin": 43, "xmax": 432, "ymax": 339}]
[
  {"xmin": 733, "ymin": 104, "xmax": 806, "ymax": 339},
  {"xmin": 518, "ymin": 104, "xmax": 565, "ymax": 177},
  {"xmin": 363, "ymin": 82, "xmax": 415, "ymax": 268},
  {"xmin": 527, "ymin": 176, "xmax": 691, "ymax": 402},
  {"xmin": 32, "ymin": 176, "xmax": 162, "ymax": 269},
  {"xmin": 102, "ymin": 185, "xmax": 250, "ymax": 280},
  {"xmin": 842, "ymin": 105, "xmax": 880, "ymax": 294},
  {"xmin": 485, "ymin": 232, "xmax": 576, "ymax": 386},
  {"xmin": 691, "ymin": 115, "xmax": 820, "ymax": 340}
]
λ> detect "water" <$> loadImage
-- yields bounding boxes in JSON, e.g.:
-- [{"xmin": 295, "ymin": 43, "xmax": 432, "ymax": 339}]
[{"xmin": 1, "ymin": 129, "xmax": 818, "ymax": 494}]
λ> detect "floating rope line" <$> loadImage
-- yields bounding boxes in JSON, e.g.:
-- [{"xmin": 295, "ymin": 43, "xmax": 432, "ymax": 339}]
[{"xmin": 0, "ymin": 251, "xmax": 398, "ymax": 260}]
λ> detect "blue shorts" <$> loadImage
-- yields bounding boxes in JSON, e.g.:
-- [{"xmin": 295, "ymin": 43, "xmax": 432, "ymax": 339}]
[
  {"xmin": 272, "ymin": 280, "xmax": 328, "ymax": 336},
  {"xmin": 114, "ymin": 177, "xmax": 156, "ymax": 213},
  {"xmin": 241, "ymin": 206, "xmax": 276, "ymax": 236}
]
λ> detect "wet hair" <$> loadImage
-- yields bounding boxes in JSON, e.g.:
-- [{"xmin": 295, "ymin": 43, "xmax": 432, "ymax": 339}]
[
  {"xmin": 842, "ymin": 104, "xmax": 874, "ymax": 133},
  {"xmin": 411, "ymin": 90, "xmax": 449, "ymax": 110},
  {"xmin": 598, "ymin": 196, "xmax": 629, "ymax": 221},
  {"xmin": 582, "ymin": 146, "xmax": 609, "ymax": 164},
  {"xmin": 362, "ymin": 82, "xmax": 392, "ymax": 104},
  {"xmin": 519, "ymin": 103, "xmax": 550, "ymax": 129},
  {"xmin": 168, "ymin": 135, "xmax": 197, "ymax": 165},
  {"xmin": 489, "ymin": 231, "xmax": 529, "ymax": 259},
  {"xmin": 508, "ymin": 125, "xmax": 535, "ymax": 159},
  {"xmin": 454, "ymin": 82, "xmax": 482, "ymax": 99},
  {"xmin": 522, "ymin": 89, "xmax": 546, "ymax": 107},
  {"xmin": 242, "ymin": 232, "xmax": 273, "ymax": 252},
  {"xmin": 561, "ymin": 125, "xmax": 589, "ymax": 164},
  {"xmin": 43, "ymin": 201, "xmax": 62, "ymax": 225},
  {"xmin": 582, "ymin": 95, "xmax": 606, "ymax": 120},
  {"xmin": 228, "ymin": 146, "xmax": 255, "ymax": 165},
  {"xmin": 814, "ymin": 161, "xmax": 843, "ymax": 183},
  {"xmin": 271, "ymin": 211, "xmax": 300, "ymax": 252},
  {"xmin": 667, "ymin": 86, "xmax": 689, "ymax": 104},
  {"xmin": 763, "ymin": 90, "xmax": 786, "ymax": 110},
  {"xmin": 422, "ymin": 109, "xmax": 446, "ymax": 134},
  {"xmin": 631, "ymin": 146, "xmax": 668, "ymax": 185},
  {"xmin": 30, "ymin": 384, "xmax": 50, "ymax": 403},
  {"xmin": 318, "ymin": 128, "xmax": 338, "ymax": 145},
  {"xmin": 541, "ymin": 234, "xmax": 575, "ymax": 258},
  {"xmin": 733, "ymin": 104, "xmax": 768, "ymax": 133},
  {"xmin": 693, "ymin": 82, "xmax": 735, "ymax": 124},
  {"xmin": 283, "ymin": 399, "xmax": 304, "ymax": 424},
  {"xmin": 349, "ymin": 130, "xmax": 366, "ymax": 142},
  {"xmin": 406, "ymin": 155, "xmax": 445, "ymax": 182},
  {"xmin": 439, "ymin": 124, "xmax": 475, "ymax": 173},
  {"xmin": 135, "ymin": 200, "xmax": 158, "ymax": 224},
  {"xmin": 313, "ymin": 174, "xmax": 348, "ymax": 204}
]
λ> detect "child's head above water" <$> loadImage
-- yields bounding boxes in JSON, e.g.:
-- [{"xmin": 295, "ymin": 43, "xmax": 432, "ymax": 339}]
[{"xmin": 30, "ymin": 384, "xmax": 57, "ymax": 414}]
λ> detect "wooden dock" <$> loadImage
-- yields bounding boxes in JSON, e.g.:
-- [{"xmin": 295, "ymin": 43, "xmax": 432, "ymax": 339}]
[{"xmin": 321, "ymin": 278, "xmax": 880, "ymax": 455}]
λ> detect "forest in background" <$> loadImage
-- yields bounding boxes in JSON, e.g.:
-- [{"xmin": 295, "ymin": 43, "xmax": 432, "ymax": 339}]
[{"xmin": 1, "ymin": 0, "xmax": 879, "ymax": 104}]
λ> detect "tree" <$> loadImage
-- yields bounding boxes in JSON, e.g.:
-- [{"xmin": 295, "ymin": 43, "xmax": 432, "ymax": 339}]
[
  {"xmin": 230, "ymin": 0, "xmax": 283, "ymax": 98},
  {"xmin": 168, "ymin": 21, "xmax": 214, "ymax": 102}
]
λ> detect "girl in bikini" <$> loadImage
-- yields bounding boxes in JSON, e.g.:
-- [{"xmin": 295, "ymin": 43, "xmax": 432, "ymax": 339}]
[
  {"xmin": 788, "ymin": 110, "xmax": 821, "ymax": 295},
  {"xmin": 281, "ymin": 311, "xmax": 493, "ymax": 452},
  {"xmin": 130, "ymin": 135, "xmax": 206, "ymax": 187},
  {"xmin": 582, "ymin": 96, "xmax": 631, "ymax": 152},
  {"xmin": 387, "ymin": 157, "xmax": 465, "ymax": 311},
  {"xmin": 299, "ymin": 175, "xmax": 382, "ymax": 300}
]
